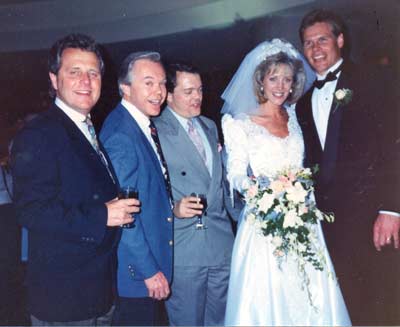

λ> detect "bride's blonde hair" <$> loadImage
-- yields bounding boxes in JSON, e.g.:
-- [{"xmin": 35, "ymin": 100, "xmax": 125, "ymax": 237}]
[{"xmin": 253, "ymin": 51, "xmax": 305, "ymax": 105}]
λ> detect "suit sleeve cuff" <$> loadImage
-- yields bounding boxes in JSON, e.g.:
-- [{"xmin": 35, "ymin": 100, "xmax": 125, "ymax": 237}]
[{"xmin": 379, "ymin": 210, "xmax": 400, "ymax": 217}]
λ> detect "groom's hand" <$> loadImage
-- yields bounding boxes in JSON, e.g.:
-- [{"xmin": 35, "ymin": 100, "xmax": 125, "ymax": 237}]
[{"xmin": 373, "ymin": 213, "xmax": 400, "ymax": 251}]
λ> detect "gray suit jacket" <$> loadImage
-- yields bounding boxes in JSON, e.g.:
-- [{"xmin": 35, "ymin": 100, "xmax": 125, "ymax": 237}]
[{"xmin": 154, "ymin": 107, "xmax": 234, "ymax": 267}]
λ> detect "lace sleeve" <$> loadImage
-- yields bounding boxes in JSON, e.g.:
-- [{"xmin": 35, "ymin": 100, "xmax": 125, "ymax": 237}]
[{"xmin": 222, "ymin": 114, "xmax": 251, "ymax": 194}]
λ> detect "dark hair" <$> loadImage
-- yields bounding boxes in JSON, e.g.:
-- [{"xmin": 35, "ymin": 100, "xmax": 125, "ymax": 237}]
[
  {"xmin": 117, "ymin": 51, "xmax": 163, "ymax": 97},
  {"xmin": 48, "ymin": 34, "xmax": 104, "ymax": 97},
  {"xmin": 166, "ymin": 63, "xmax": 200, "ymax": 93},
  {"xmin": 299, "ymin": 9, "xmax": 347, "ymax": 44},
  {"xmin": 253, "ymin": 52, "xmax": 305, "ymax": 104}
]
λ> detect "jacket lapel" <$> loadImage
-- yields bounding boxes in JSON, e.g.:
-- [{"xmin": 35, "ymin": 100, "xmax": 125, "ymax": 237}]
[
  {"xmin": 161, "ymin": 108, "xmax": 210, "ymax": 182},
  {"xmin": 297, "ymin": 89, "xmax": 323, "ymax": 167},
  {"xmin": 321, "ymin": 62, "xmax": 353, "ymax": 184},
  {"xmin": 119, "ymin": 106, "xmax": 167, "ymax": 187},
  {"xmin": 52, "ymin": 105, "xmax": 115, "ymax": 184},
  {"xmin": 197, "ymin": 117, "xmax": 217, "ymax": 178}
]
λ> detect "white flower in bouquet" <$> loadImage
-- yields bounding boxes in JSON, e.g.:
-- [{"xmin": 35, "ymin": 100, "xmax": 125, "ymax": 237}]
[
  {"xmin": 243, "ymin": 166, "xmax": 335, "ymax": 308},
  {"xmin": 288, "ymin": 233, "xmax": 297, "ymax": 245},
  {"xmin": 286, "ymin": 181, "xmax": 307, "ymax": 204},
  {"xmin": 258, "ymin": 192, "xmax": 275, "ymax": 212},
  {"xmin": 283, "ymin": 209, "xmax": 303, "ymax": 228},
  {"xmin": 297, "ymin": 242, "xmax": 307, "ymax": 253},
  {"xmin": 272, "ymin": 235, "xmax": 283, "ymax": 247}
]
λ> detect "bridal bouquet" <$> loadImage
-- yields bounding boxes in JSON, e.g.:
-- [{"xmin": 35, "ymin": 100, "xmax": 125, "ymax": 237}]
[{"xmin": 244, "ymin": 166, "xmax": 334, "ymax": 305}]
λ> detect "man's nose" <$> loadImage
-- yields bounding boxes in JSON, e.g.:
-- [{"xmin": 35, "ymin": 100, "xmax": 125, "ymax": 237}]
[
  {"xmin": 311, "ymin": 42, "xmax": 321, "ymax": 51},
  {"xmin": 79, "ymin": 72, "xmax": 91, "ymax": 84},
  {"xmin": 194, "ymin": 90, "xmax": 202, "ymax": 99},
  {"xmin": 156, "ymin": 84, "xmax": 164, "ymax": 94}
]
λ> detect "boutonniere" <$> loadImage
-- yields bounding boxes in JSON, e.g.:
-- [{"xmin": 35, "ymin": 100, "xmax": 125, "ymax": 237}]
[{"xmin": 332, "ymin": 88, "xmax": 353, "ymax": 113}]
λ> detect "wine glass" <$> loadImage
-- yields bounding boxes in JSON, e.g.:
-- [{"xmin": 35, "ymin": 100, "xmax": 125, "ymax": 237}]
[
  {"xmin": 118, "ymin": 186, "xmax": 138, "ymax": 228},
  {"xmin": 190, "ymin": 192, "xmax": 208, "ymax": 230}
]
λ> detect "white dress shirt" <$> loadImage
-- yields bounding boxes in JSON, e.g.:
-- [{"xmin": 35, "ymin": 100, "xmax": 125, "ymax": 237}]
[
  {"xmin": 55, "ymin": 97, "xmax": 93, "ymax": 143},
  {"xmin": 311, "ymin": 58, "xmax": 343, "ymax": 150}
]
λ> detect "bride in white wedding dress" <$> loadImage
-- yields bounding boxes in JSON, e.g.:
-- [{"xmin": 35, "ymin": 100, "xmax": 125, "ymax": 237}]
[{"xmin": 221, "ymin": 39, "xmax": 351, "ymax": 326}]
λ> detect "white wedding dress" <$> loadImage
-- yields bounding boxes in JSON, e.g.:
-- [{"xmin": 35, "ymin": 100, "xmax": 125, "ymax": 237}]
[{"xmin": 222, "ymin": 108, "xmax": 351, "ymax": 326}]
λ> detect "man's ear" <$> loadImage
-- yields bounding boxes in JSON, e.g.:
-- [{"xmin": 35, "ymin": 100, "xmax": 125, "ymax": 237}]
[
  {"xmin": 337, "ymin": 33, "xmax": 344, "ymax": 49},
  {"xmin": 49, "ymin": 72, "xmax": 58, "ymax": 91},
  {"xmin": 120, "ymin": 84, "xmax": 130, "ymax": 98},
  {"xmin": 166, "ymin": 92, "xmax": 173, "ymax": 104}
]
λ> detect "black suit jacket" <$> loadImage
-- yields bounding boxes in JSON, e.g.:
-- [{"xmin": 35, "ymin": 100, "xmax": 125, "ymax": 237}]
[
  {"xmin": 296, "ymin": 61, "xmax": 400, "ymax": 323},
  {"xmin": 297, "ymin": 61, "xmax": 385, "ymax": 229},
  {"xmin": 11, "ymin": 105, "xmax": 120, "ymax": 322}
]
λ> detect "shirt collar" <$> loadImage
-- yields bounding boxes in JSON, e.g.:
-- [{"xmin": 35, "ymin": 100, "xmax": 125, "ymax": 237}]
[
  {"xmin": 121, "ymin": 99, "xmax": 151, "ymax": 130},
  {"xmin": 55, "ymin": 97, "xmax": 87, "ymax": 123},
  {"xmin": 167, "ymin": 106, "xmax": 192, "ymax": 131},
  {"xmin": 316, "ymin": 58, "xmax": 343, "ymax": 80}
]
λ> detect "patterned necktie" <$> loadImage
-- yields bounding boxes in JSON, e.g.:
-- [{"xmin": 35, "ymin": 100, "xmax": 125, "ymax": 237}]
[
  {"xmin": 84, "ymin": 116, "xmax": 115, "ymax": 183},
  {"xmin": 149, "ymin": 120, "xmax": 173, "ymax": 201},
  {"xmin": 313, "ymin": 63, "xmax": 343, "ymax": 89},
  {"xmin": 187, "ymin": 118, "xmax": 207, "ymax": 163}
]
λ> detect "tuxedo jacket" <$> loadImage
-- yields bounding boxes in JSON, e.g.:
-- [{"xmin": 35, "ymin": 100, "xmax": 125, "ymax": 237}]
[
  {"xmin": 154, "ymin": 108, "xmax": 234, "ymax": 267},
  {"xmin": 11, "ymin": 105, "xmax": 119, "ymax": 322},
  {"xmin": 296, "ymin": 60, "xmax": 396, "ymax": 248},
  {"xmin": 297, "ymin": 60, "xmax": 400, "ymax": 325},
  {"xmin": 100, "ymin": 103, "xmax": 173, "ymax": 298}
]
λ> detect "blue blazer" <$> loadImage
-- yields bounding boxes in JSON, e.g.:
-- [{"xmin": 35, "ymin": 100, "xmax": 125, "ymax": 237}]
[
  {"xmin": 11, "ymin": 105, "xmax": 119, "ymax": 322},
  {"xmin": 100, "ymin": 103, "xmax": 173, "ymax": 298}
]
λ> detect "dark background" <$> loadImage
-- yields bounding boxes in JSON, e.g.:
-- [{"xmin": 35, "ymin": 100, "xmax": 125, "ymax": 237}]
[{"xmin": 0, "ymin": 0, "xmax": 398, "ymax": 143}]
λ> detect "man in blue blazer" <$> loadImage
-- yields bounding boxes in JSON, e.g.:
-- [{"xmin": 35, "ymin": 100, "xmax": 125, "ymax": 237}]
[
  {"xmin": 11, "ymin": 34, "xmax": 138, "ymax": 325},
  {"xmin": 100, "ymin": 51, "xmax": 173, "ymax": 326}
]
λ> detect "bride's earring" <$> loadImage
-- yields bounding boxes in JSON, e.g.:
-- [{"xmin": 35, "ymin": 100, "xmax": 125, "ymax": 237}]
[{"xmin": 289, "ymin": 88, "xmax": 293, "ymax": 93}]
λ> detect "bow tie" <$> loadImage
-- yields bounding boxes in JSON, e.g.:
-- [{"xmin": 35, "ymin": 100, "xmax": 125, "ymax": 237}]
[{"xmin": 313, "ymin": 64, "xmax": 343, "ymax": 89}]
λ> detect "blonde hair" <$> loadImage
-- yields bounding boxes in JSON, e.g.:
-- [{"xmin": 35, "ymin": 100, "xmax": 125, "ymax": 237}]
[{"xmin": 253, "ymin": 51, "xmax": 305, "ymax": 104}]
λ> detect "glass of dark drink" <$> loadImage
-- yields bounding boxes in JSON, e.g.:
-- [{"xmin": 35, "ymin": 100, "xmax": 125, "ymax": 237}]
[
  {"xmin": 118, "ymin": 186, "xmax": 138, "ymax": 228},
  {"xmin": 190, "ymin": 192, "xmax": 208, "ymax": 230}
]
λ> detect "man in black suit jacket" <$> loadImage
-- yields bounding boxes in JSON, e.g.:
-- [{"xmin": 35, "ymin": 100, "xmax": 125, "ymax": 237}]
[
  {"xmin": 11, "ymin": 34, "xmax": 139, "ymax": 325},
  {"xmin": 296, "ymin": 10, "xmax": 400, "ymax": 325}
]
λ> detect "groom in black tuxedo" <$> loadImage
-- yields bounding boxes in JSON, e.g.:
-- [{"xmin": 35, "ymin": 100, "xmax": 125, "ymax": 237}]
[{"xmin": 296, "ymin": 9, "xmax": 400, "ymax": 325}]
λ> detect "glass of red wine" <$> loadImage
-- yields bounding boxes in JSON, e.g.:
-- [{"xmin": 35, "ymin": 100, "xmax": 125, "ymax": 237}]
[
  {"xmin": 118, "ymin": 186, "xmax": 138, "ymax": 228},
  {"xmin": 191, "ymin": 192, "xmax": 208, "ymax": 230}
]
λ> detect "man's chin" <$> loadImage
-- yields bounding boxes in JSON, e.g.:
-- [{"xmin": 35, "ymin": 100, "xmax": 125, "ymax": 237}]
[{"xmin": 149, "ymin": 107, "xmax": 161, "ymax": 117}]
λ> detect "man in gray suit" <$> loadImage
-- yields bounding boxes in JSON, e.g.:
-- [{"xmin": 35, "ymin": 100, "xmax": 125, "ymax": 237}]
[{"xmin": 154, "ymin": 63, "xmax": 234, "ymax": 326}]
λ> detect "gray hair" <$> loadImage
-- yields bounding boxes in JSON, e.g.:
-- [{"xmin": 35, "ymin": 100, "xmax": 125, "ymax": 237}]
[
  {"xmin": 118, "ymin": 51, "xmax": 162, "ymax": 97},
  {"xmin": 253, "ymin": 51, "xmax": 305, "ymax": 105}
]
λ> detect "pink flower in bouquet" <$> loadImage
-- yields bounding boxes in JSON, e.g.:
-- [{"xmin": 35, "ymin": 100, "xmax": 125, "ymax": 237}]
[
  {"xmin": 278, "ymin": 175, "xmax": 292, "ymax": 189},
  {"xmin": 247, "ymin": 184, "xmax": 258, "ymax": 199},
  {"xmin": 270, "ymin": 179, "xmax": 285, "ymax": 194},
  {"xmin": 287, "ymin": 171, "xmax": 296, "ymax": 182}
]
